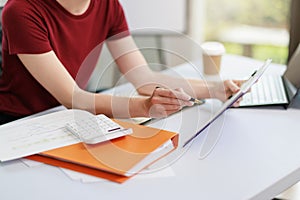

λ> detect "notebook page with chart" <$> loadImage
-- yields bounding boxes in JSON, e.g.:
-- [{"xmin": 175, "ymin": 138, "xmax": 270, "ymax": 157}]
[
  {"xmin": 0, "ymin": 109, "xmax": 80, "ymax": 162},
  {"xmin": 0, "ymin": 109, "xmax": 131, "ymax": 162}
]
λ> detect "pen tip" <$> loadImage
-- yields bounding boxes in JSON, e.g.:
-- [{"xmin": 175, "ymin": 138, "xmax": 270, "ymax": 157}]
[{"xmin": 190, "ymin": 98, "xmax": 205, "ymax": 105}]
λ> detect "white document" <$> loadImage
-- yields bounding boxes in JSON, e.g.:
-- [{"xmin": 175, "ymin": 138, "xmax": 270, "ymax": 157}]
[
  {"xmin": 60, "ymin": 163, "xmax": 175, "ymax": 183},
  {"xmin": 0, "ymin": 109, "xmax": 81, "ymax": 162}
]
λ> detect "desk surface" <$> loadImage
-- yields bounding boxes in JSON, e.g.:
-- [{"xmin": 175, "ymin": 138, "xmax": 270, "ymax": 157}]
[{"xmin": 1, "ymin": 54, "xmax": 300, "ymax": 200}]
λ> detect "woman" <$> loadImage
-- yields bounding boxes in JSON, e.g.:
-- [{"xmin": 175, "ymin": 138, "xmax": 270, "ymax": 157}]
[{"xmin": 0, "ymin": 0, "xmax": 241, "ymax": 125}]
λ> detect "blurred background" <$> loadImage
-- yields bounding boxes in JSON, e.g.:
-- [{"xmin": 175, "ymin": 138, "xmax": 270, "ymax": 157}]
[
  {"xmin": 205, "ymin": 0, "xmax": 290, "ymax": 64},
  {"xmin": 88, "ymin": 0, "xmax": 291, "ymax": 91}
]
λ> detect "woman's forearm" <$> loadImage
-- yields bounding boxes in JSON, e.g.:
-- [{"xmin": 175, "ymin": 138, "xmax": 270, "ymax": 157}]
[
  {"xmin": 136, "ymin": 72, "xmax": 216, "ymax": 99},
  {"xmin": 71, "ymin": 87, "xmax": 148, "ymax": 118}
]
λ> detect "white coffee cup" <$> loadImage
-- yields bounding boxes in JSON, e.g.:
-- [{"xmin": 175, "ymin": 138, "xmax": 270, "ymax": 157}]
[{"xmin": 201, "ymin": 42, "xmax": 226, "ymax": 75}]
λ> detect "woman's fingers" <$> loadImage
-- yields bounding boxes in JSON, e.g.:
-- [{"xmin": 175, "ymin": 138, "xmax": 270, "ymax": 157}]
[
  {"xmin": 146, "ymin": 87, "xmax": 194, "ymax": 118},
  {"xmin": 225, "ymin": 80, "xmax": 240, "ymax": 94},
  {"xmin": 153, "ymin": 87, "xmax": 193, "ymax": 107}
]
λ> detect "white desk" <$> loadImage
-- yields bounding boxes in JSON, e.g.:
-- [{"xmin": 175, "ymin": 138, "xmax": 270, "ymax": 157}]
[{"xmin": 1, "ymin": 54, "xmax": 299, "ymax": 200}]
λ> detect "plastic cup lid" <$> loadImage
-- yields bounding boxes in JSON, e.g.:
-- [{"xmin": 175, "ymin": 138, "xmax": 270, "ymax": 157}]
[{"xmin": 201, "ymin": 42, "xmax": 226, "ymax": 56}]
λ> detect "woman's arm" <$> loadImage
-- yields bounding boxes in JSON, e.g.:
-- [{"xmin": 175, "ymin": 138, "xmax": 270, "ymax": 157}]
[
  {"xmin": 107, "ymin": 36, "xmax": 241, "ymax": 102},
  {"xmin": 18, "ymin": 51, "xmax": 193, "ymax": 118}
]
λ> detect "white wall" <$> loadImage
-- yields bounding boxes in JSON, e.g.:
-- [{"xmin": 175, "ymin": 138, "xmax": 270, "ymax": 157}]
[
  {"xmin": 0, "ymin": 0, "xmax": 6, "ymax": 7},
  {"xmin": 119, "ymin": 0, "xmax": 187, "ymax": 34},
  {"xmin": 88, "ymin": 0, "xmax": 206, "ymax": 91}
]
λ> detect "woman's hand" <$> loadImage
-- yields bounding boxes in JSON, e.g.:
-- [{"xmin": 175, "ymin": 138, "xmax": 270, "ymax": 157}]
[
  {"xmin": 211, "ymin": 80, "xmax": 244, "ymax": 107},
  {"xmin": 143, "ymin": 87, "xmax": 194, "ymax": 118}
]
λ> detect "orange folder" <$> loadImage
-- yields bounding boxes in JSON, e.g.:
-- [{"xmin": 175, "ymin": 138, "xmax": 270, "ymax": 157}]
[{"xmin": 26, "ymin": 120, "xmax": 178, "ymax": 183}]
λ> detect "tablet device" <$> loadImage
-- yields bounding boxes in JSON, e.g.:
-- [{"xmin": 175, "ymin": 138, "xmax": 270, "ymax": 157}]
[{"xmin": 182, "ymin": 59, "xmax": 272, "ymax": 148}]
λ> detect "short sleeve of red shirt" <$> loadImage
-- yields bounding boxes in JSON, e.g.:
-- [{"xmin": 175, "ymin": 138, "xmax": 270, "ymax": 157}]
[
  {"xmin": 107, "ymin": 0, "xmax": 130, "ymax": 40},
  {"xmin": 2, "ymin": 0, "xmax": 52, "ymax": 54}
]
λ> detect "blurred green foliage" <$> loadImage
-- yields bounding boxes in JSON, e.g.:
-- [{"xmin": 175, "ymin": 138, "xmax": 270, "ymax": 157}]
[
  {"xmin": 224, "ymin": 43, "xmax": 289, "ymax": 64},
  {"xmin": 205, "ymin": 0, "xmax": 291, "ymax": 64}
]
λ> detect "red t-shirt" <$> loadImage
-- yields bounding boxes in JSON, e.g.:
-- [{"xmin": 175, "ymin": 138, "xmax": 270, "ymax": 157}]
[{"xmin": 0, "ymin": 0, "xmax": 129, "ymax": 117}]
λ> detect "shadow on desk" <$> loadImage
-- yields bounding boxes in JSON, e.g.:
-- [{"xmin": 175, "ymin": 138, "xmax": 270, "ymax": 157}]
[{"xmin": 290, "ymin": 93, "xmax": 300, "ymax": 109}]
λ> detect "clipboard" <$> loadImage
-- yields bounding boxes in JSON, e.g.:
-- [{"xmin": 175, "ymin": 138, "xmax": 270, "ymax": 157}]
[
  {"xmin": 27, "ymin": 120, "xmax": 179, "ymax": 183},
  {"xmin": 182, "ymin": 59, "xmax": 272, "ymax": 147}
]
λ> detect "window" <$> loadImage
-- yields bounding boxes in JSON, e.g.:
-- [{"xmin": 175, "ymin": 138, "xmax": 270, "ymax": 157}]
[{"xmin": 205, "ymin": 0, "xmax": 291, "ymax": 64}]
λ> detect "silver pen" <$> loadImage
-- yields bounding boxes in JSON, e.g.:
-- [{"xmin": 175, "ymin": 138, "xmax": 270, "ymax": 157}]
[
  {"xmin": 155, "ymin": 86, "xmax": 206, "ymax": 105},
  {"xmin": 189, "ymin": 97, "xmax": 206, "ymax": 105}
]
